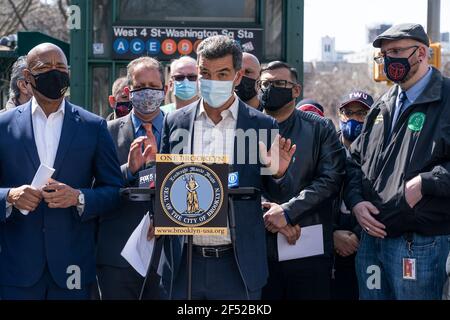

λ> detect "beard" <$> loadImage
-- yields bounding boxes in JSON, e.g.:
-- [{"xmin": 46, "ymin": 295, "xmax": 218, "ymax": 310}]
[{"xmin": 401, "ymin": 55, "xmax": 421, "ymax": 84}]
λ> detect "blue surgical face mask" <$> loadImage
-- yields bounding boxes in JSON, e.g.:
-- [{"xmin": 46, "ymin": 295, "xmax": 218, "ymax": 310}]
[
  {"xmin": 174, "ymin": 79, "xmax": 197, "ymax": 101},
  {"xmin": 340, "ymin": 119, "xmax": 364, "ymax": 142},
  {"xmin": 199, "ymin": 78, "xmax": 235, "ymax": 108}
]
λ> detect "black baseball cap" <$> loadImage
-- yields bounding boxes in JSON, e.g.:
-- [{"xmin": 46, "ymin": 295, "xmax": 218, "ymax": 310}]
[
  {"xmin": 339, "ymin": 91, "xmax": 374, "ymax": 110},
  {"xmin": 373, "ymin": 23, "xmax": 430, "ymax": 48}
]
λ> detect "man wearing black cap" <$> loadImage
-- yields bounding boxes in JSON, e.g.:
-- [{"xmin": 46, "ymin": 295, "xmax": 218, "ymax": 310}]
[
  {"xmin": 332, "ymin": 90, "xmax": 373, "ymax": 300},
  {"xmin": 346, "ymin": 23, "xmax": 450, "ymax": 300}
]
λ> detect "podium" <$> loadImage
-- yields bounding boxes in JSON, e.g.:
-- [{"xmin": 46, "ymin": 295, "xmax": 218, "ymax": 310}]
[{"xmin": 120, "ymin": 186, "xmax": 260, "ymax": 300}]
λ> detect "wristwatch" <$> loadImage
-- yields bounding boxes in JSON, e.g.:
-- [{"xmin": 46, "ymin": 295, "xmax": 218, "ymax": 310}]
[{"xmin": 77, "ymin": 191, "xmax": 85, "ymax": 206}]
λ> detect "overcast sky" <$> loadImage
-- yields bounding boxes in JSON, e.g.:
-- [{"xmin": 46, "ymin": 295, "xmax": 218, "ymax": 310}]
[{"xmin": 304, "ymin": 0, "xmax": 450, "ymax": 61}]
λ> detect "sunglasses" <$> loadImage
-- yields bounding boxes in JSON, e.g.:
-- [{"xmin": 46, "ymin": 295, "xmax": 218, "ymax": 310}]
[{"xmin": 172, "ymin": 74, "xmax": 198, "ymax": 82}]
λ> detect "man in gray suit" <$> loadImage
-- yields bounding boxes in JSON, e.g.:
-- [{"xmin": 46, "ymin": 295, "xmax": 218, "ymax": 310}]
[{"xmin": 96, "ymin": 57, "xmax": 166, "ymax": 299}]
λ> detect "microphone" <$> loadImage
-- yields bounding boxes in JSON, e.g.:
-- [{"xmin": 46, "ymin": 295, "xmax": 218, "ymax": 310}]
[
  {"xmin": 227, "ymin": 165, "xmax": 238, "ymax": 243},
  {"xmin": 228, "ymin": 163, "xmax": 239, "ymax": 188},
  {"xmin": 138, "ymin": 166, "xmax": 156, "ymax": 189},
  {"xmin": 228, "ymin": 171, "xmax": 239, "ymax": 189}
]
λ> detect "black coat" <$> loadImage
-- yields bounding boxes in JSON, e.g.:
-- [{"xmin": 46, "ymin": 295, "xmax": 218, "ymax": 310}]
[
  {"xmin": 345, "ymin": 68, "xmax": 450, "ymax": 237},
  {"xmin": 265, "ymin": 109, "xmax": 346, "ymax": 259}
]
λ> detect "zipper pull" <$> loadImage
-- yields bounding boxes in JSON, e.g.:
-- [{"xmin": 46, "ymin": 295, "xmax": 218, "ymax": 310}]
[{"xmin": 407, "ymin": 240, "xmax": 413, "ymax": 256}]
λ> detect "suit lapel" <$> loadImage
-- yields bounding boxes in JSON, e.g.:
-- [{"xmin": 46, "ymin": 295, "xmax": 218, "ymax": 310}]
[
  {"xmin": 185, "ymin": 101, "xmax": 200, "ymax": 154},
  {"xmin": 15, "ymin": 102, "xmax": 40, "ymax": 171},
  {"xmin": 53, "ymin": 101, "xmax": 81, "ymax": 179},
  {"xmin": 118, "ymin": 114, "xmax": 135, "ymax": 163},
  {"xmin": 236, "ymin": 101, "xmax": 251, "ymax": 128},
  {"xmin": 233, "ymin": 102, "xmax": 252, "ymax": 166}
]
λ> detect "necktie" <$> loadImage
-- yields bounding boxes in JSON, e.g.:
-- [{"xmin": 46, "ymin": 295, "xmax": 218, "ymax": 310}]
[
  {"xmin": 388, "ymin": 91, "xmax": 408, "ymax": 141},
  {"xmin": 142, "ymin": 122, "xmax": 154, "ymax": 139},
  {"xmin": 396, "ymin": 91, "xmax": 408, "ymax": 120}
]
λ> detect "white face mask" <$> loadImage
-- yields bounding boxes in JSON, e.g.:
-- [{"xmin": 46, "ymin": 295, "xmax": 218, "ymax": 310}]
[{"xmin": 199, "ymin": 78, "xmax": 235, "ymax": 108}]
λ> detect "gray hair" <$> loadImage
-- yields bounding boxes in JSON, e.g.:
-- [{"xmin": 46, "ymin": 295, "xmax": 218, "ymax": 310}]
[
  {"xmin": 127, "ymin": 56, "xmax": 165, "ymax": 86},
  {"xmin": 9, "ymin": 55, "xmax": 27, "ymax": 101},
  {"xmin": 170, "ymin": 56, "xmax": 197, "ymax": 75},
  {"xmin": 196, "ymin": 35, "xmax": 242, "ymax": 70},
  {"xmin": 111, "ymin": 76, "xmax": 128, "ymax": 97}
]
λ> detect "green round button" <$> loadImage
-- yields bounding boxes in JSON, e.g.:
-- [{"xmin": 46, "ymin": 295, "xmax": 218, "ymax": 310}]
[{"xmin": 408, "ymin": 112, "xmax": 426, "ymax": 131}]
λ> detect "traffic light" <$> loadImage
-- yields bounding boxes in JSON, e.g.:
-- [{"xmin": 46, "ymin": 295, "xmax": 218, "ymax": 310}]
[
  {"xmin": 373, "ymin": 50, "xmax": 388, "ymax": 83},
  {"xmin": 429, "ymin": 42, "xmax": 441, "ymax": 69}
]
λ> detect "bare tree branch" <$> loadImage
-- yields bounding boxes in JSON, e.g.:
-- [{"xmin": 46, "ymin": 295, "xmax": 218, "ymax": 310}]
[
  {"xmin": 58, "ymin": 0, "xmax": 68, "ymax": 21},
  {"xmin": 7, "ymin": 0, "xmax": 30, "ymax": 35},
  {"xmin": 0, "ymin": 0, "xmax": 15, "ymax": 34},
  {"xmin": 7, "ymin": 0, "xmax": 29, "ymax": 30},
  {"xmin": 0, "ymin": 0, "xmax": 32, "ymax": 35},
  {"xmin": 303, "ymin": 63, "xmax": 388, "ymax": 126},
  {"xmin": 0, "ymin": 0, "xmax": 69, "ymax": 41}
]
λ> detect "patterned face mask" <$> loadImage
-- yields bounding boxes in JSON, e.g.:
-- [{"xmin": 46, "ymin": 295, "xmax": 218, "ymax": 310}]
[{"xmin": 130, "ymin": 87, "xmax": 165, "ymax": 114}]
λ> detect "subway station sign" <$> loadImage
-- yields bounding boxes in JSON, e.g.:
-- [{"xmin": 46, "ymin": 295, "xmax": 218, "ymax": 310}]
[{"xmin": 112, "ymin": 26, "xmax": 263, "ymax": 60}]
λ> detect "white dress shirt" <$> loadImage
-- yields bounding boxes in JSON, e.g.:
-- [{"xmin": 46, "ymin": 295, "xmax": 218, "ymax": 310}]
[
  {"xmin": 32, "ymin": 97, "xmax": 65, "ymax": 168},
  {"xmin": 192, "ymin": 95, "xmax": 239, "ymax": 246}
]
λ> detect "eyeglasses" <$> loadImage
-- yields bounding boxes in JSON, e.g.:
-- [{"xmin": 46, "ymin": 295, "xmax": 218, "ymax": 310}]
[
  {"xmin": 340, "ymin": 109, "xmax": 368, "ymax": 118},
  {"xmin": 374, "ymin": 45, "xmax": 419, "ymax": 65},
  {"xmin": 256, "ymin": 79, "xmax": 298, "ymax": 90},
  {"xmin": 172, "ymin": 74, "xmax": 198, "ymax": 82}
]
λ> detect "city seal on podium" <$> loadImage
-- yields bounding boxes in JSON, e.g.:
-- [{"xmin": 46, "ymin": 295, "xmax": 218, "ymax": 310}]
[
  {"xmin": 155, "ymin": 154, "xmax": 229, "ymax": 235},
  {"xmin": 161, "ymin": 163, "xmax": 224, "ymax": 227}
]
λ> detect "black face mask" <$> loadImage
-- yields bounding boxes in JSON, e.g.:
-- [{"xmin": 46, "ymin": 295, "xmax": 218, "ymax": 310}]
[
  {"xmin": 235, "ymin": 76, "xmax": 257, "ymax": 102},
  {"xmin": 31, "ymin": 69, "xmax": 70, "ymax": 100},
  {"xmin": 383, "ymin": 47, "xmax": 419, "ymax": 83},
  {"xmin": 114, "ymin": 101, "xmax": 132, "ymax": 118},
  {"xmin": 259, "ymin": 86, "xmax": 293, "ymax": 111}
]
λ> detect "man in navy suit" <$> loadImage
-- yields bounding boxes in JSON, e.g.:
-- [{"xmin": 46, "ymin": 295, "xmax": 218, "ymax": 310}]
[
  {"xmin": 160, "ymin": 35, "xmax": 296, "ymax": 300},
  {"xmin": 0, "ymin": 43, "xmax": 123, "ymax": 300}
]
